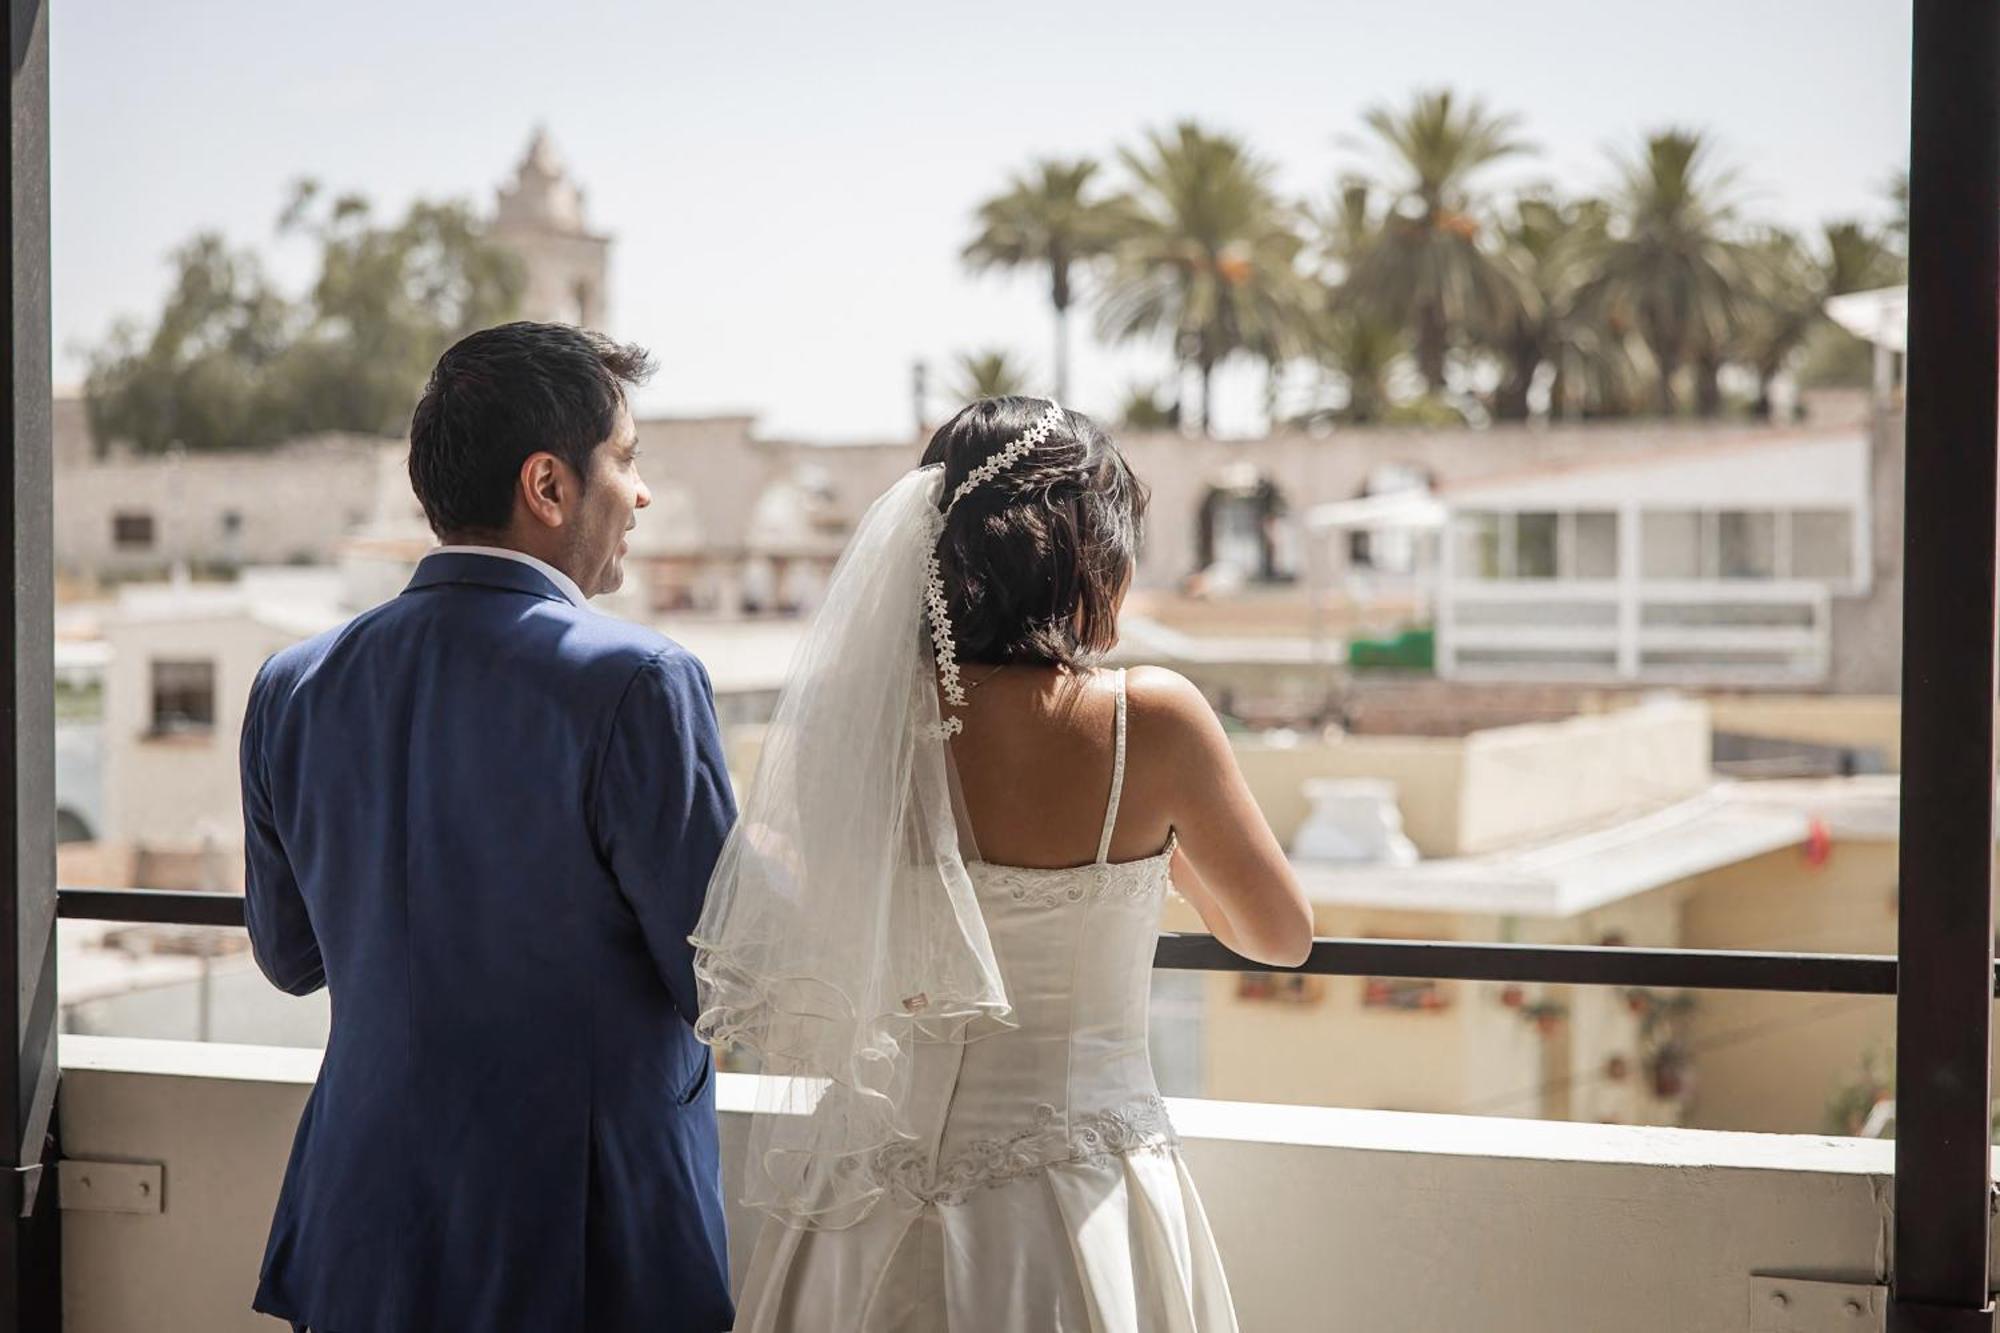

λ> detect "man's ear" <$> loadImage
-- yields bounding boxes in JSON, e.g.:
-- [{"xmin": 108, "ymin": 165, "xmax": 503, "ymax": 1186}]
[{"xmin": 518, "ymin": 452, "xmax": 571, "ymax": 531}]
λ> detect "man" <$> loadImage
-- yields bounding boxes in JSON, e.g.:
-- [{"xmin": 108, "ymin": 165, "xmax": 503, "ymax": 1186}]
[{"xmin": 240, "ymin": 322, "xmax": 736, "ymax": 1331}]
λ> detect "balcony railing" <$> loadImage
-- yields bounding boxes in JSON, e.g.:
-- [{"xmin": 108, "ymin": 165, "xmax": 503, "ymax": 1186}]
[
  {"xmin": 55, "ymin": 885, "xmax": 1929, "ymax": 996},
  {"xmin": 1439, "ymin": 577, "xmax": 1833, "ymax": 684}
]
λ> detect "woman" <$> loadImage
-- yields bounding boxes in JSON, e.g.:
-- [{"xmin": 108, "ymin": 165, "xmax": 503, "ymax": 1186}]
[{"xmin": 694, "ymin": 398, "xmax": 1313, "ymax": 1331}]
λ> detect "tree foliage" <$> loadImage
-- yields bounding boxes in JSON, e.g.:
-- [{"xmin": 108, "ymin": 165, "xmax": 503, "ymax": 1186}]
[
  {"xmin": 85, "ymin": 181, "xmax": 523, "ymax": 454},
  {"xmin": 963, "ymin": 159, "xmax": 1130, "ymax": 402},
  {"xmin": 1347, "ymin": 89, "xmax": 1528, "ymax": 393},
  {"xmin": 963, "ymin": 93, "xmax": 1904, "ymax": 432},
  {"xmin": 951, "ymin": 349, "xmax": 1031, "ymax": 403},
  {"xmin": 1096, "ymin": 122, "xmax": 1314, "ymax": 435}
]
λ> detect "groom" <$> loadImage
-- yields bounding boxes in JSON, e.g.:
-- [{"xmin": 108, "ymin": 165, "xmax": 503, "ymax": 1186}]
[{"xmin": 239, "ymin": 322, "xmax": 737, "ymax": 1331}]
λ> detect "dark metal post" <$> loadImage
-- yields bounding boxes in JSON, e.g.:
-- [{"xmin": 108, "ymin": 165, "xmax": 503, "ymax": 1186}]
[
  {"xmin": 1890, "ymin": 2, "xmax": 2000, "ymax": 1328},
  {"xmin": 0, "ymin": 0, "xmax": 53, "ymax": 1326}
]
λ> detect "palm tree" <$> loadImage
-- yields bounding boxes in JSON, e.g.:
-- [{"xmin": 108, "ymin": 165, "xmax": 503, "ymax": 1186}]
[
  {"xmin": 1750, "ymin": 220, "xmax": 1907, "ymax": 409},
  {"xmin": 951, "ymin": 349, "xmax": 1030, "ymax": 403},
  {"xmin": 1583, "ymin": 130, "xmax": 1745, "ymax": 417},
  {"xmin": 963, "ymin": 159, "xmax": 1129, "ymax": 403},
  {"xmin": 1731, "ymin": 228, "xmax": 1822, "ymax": 419},
  {"xmin": 1821, "ymin": 219, "xmax": 1905, "ymax": 295},
  {"xmin": 1347, "ymin": 89, "xmax": 1530, "ymax": 394},
  {"xmin": 1306, "ymin": 179, "xmax": 1408, "ymax": 425},
  {"xmin": 1098, "ymin": 121, "xmax": 1312, "ymax": 436},
  {"xmin": 1116, "ymin": 381, "xmax": 1180, "ymax": 431},
  {"xmin": 1486, "ymin": 194, "xmax": 1604, "ymax": 421},
  {"xmin": 1563, "ymin": 316, "xmax": 1654, "ymax": 420},
  {"xmin": 1313, "ymin": 307, "xmax": 1404, "ymax": 424}
]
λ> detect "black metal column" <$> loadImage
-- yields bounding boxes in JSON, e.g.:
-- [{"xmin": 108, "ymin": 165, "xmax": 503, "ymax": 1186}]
[
  {"xmin": 0, "ymin": 0, "xmax": 54, "ymax": 1327},
  {"xmin": 1890, "ymin": 3, "xmax": 2000, "ymax": 1329}
]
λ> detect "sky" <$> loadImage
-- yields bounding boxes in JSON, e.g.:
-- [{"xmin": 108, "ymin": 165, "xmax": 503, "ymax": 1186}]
[{"xmin": 54, "ymin": 1, "xmax": 1913, "ymax": 441}]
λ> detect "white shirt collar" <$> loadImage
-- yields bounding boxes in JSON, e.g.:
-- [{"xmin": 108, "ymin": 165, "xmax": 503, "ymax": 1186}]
[{"xmin": 425, "ymin": 545, "xmax": 590, "ymax": 608}]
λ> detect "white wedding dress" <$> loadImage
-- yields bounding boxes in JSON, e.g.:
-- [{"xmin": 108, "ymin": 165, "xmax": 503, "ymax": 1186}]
[{"xmin": 734, "ymin": 671, "xmax": 1238, "ymax": 1332}]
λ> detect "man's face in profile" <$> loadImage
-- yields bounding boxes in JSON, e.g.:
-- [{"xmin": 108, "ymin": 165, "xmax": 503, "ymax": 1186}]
[{"xmin": 571, "ymin": 400, "xmax": 649, "ymax": 597}]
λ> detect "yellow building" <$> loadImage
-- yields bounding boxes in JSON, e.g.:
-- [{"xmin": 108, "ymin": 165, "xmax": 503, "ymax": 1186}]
[{"xmin": 1172, "ymin": 695, "xmax": 1908, "ymax": 1136}]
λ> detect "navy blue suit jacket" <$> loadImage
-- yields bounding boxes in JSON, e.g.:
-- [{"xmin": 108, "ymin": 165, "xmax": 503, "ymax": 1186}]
[{"xmin": 240, "ymin": 552, "xmax": 737, "ymax": 1332}]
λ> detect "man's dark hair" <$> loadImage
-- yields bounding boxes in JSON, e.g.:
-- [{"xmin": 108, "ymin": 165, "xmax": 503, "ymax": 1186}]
[
  {"xmin": 407, "ymin": 321, "xmax": 656, "ymax": 538},
  {"xmin": 921, "ymin": 397, "xmax": 1148, "ymax": 669}
]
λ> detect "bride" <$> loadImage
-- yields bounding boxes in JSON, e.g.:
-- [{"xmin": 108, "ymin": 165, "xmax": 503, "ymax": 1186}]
[{"xmin": 693, "ymin": 397, "xmax": 1313, "ymax": 1332}]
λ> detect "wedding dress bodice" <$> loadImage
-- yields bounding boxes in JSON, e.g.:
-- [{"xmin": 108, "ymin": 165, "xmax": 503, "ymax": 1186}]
[{"xmin": 878, "ymin": 835, "xmax": 1180, "ymax": 1205}]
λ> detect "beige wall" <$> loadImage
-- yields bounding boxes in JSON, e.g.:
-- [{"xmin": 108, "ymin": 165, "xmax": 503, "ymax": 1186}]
[
  {"xmin": 54, "ymin": 435, "xmax": 384, "ymax": 582},
  {"xmin": 1169, "ymin": 888, "xmax": 1688, "ymax": 1126},
  {"xmin": 1232, "ymin": 734, "xmax": 1463, "ymax": 853},
  {"xmin": 1229, "ymin": 697, "xmax": 1710, "ymax": 858},
  {"xmin": 1177, "ymin": 794, "xmax": 1909, "ymax": 1137},
  {"xmin": 1679, "ymin": 841, "xmax": 1902, "ymax": 1134},
  {"xmin": 1454, "ymin": 702, "xmax": 1710, "ymax": 854},
  {"xmin": 1701, "ymin": 693, "xmax": 1903, "ymax": 770},
  {"xmin": 55, "ymin": 841, "xmax": 135, "ymax": 891},
  {"xmin": 1671, "ymin": 833, "xmax": 2000, "ymax": 1135},
  {"xmin": 102, "ymin": 614, "xmax": 298, "ymax": 862}
]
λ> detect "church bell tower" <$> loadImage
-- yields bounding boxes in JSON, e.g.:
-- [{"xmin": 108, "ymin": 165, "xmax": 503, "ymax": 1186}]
[{"xmin": 490, "ymin": 127, "xmax": 613, "ymax": 329}]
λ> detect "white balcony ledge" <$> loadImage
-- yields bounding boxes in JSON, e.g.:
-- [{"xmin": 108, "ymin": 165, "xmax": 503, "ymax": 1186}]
[{"xmin": 59, "ymin": 1035, "xmax": 1903, "ymax": 1333}]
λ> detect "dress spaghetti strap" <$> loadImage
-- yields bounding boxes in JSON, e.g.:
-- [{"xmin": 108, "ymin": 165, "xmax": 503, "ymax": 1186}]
[{"xmin": 1094, "ymin": 669, "xmax": 1129, "ymax": 865}]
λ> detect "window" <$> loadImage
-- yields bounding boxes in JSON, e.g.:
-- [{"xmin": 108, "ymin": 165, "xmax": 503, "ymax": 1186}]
[
  {"xmin": 1639, "ymin": 510, "xmax": 1798, "ymax": 581},
  {"xmin": 1790, "ymin": 509, "xmax": 1855, "ymax": 581},
  {"xmin": 1459, "ymin": 510, "xmax": 1619, "ymax": 580},
  {"xmin": 1573, "ymin": 512, "xmax": 1619, "ymax": 579},
  {"xmin": 1210, "ymin": 493, "xmax": 1270, "ymax": 579},
  {"xmin": 1516, "ymin": 512, "xmax": 1559, "ymax": 579},
  {"xmin": 112, "ymin": 511, "xmax": 155, "ymax": 550},
  {"xmin": 1717, "ymin": 511, "xmax": 1777, "ymax": 579},
  {"xmin": 1642, "ymin": 510, "xmax": 1703, "ymax": 579},
  {"xmin": 149, "ymin": 660, "xmax": 216, "ymax": 735},
  {"xmin": 1456, "ymin": 513, "xmax": 1504, "ymax": 578}
]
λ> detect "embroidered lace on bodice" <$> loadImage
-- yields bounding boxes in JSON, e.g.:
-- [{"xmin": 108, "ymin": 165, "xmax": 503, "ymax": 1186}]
[
  {"xmin": 873, "ymin": 1093, "xmax": 1177, "ymax": 1206},
  {"xmin": 973, "ymin": 836, "xmax": 1178, "ymax": 908},
  {"xmin": 867, "ymin": 669, "xmax": 1180, "ymax": 1208}
]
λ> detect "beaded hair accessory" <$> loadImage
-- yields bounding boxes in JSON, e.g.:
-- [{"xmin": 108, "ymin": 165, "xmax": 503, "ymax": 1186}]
[{"xmin": 922, "ymin": 400, "xmax": 1068, "ymax": 738}]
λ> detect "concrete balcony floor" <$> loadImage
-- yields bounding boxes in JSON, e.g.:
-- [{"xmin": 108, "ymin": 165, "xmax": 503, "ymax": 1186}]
[{"xmin": 57, "ymin": 1036, "xmax": 1899, "ymax": 1332}]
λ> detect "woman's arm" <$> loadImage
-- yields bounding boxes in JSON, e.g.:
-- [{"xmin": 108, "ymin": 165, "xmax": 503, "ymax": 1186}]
[{"xmin": 1128, "ymin": 666, "xmax": 1314, "ymax": 968}]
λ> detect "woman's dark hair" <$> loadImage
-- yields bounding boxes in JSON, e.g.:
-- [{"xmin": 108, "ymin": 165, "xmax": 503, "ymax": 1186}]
[
  {"xmin": 921, "ymin": 397, "xmax": 1148, "ymax": 668},
  {"xmin": 407, "ymin": 321, "xmax": 656, "ymax": 537}
]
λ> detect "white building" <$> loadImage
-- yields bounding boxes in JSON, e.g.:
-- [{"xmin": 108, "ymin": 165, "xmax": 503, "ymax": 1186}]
[
  {"xmin": 98, "ymin": 571, "xmax": 347, "ymax": 881},
  {"xmin": 1432, "ymin": 428, "xmax": 1877, "ymax": 687},
  {"xmin": 52, "ymin": 406, "xmax": 384, "ymax": 584}
]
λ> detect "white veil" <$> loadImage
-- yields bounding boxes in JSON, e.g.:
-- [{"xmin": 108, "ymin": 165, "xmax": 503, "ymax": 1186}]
[{"xmin": 690, "ymin": 463, "xmax": 1014, "ymax": 1230}]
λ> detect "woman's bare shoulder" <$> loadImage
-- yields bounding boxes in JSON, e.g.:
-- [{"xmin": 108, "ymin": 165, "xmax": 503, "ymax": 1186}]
[{"xmin": 1124, "ymin": 665, "xmax": 1225, "ymax": 756}]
